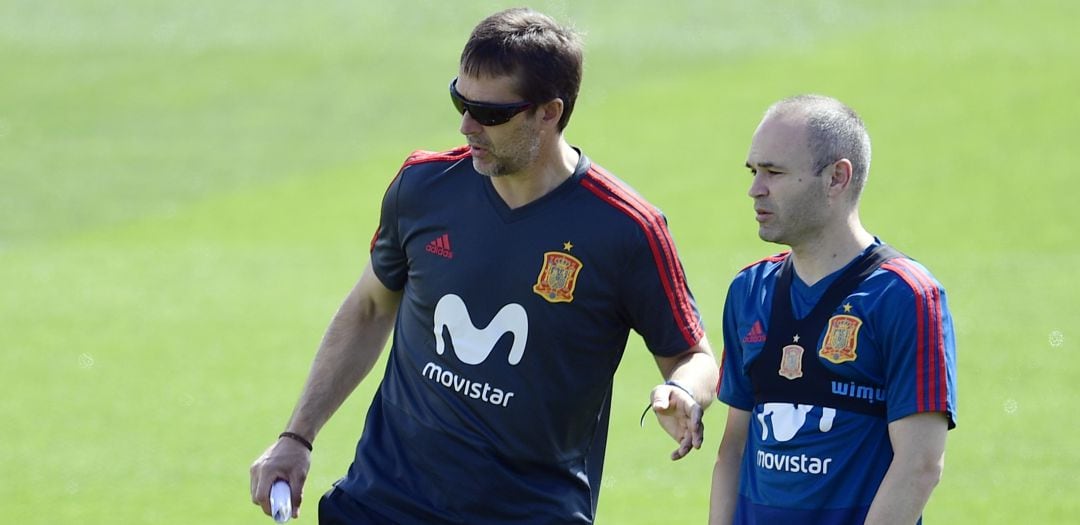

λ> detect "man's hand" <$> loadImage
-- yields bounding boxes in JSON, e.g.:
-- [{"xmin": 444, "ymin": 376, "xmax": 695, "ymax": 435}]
[
  {"xmin": 250, "ymin": 437, "xmax": 312, "ymax": 519},
  {"xmin": 650, "ymin": 383, "xmax": 704, "ymax": 460}
]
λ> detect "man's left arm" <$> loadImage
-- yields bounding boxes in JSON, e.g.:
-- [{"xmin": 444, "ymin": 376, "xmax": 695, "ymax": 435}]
[
  {"xmin": 864, "ymin": 412, "xmax": 949, "ymax": 524},
  {"xmin": 651, "ymin": 336, "xmax": 719, "ymax": 460}
]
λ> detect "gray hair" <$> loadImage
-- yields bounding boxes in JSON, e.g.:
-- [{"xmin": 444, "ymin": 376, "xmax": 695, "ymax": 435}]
[{"xmin": 767, "ymin": 95, "xmax": 872, "ymax": 199}]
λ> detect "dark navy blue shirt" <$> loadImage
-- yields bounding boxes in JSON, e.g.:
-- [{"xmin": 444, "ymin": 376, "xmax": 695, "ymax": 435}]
[{"xmin": 337, "ymin": 146, "xmax": 703, "ymax": 524}]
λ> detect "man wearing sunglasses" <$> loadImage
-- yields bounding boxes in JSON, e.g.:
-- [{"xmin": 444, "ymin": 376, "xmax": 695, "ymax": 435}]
[
  {"xmin": 250, "ymin": 7, "xmax": 718, "ymax": 524},
  {"xmin": 709, "ymin": 95, "xmax": 957, "ymax": 524}
]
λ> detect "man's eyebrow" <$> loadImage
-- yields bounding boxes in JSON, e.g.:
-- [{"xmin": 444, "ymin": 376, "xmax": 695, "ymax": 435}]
[{"xmin": 746, "ymin": 161, "xmax": 781, "ymax": 170}]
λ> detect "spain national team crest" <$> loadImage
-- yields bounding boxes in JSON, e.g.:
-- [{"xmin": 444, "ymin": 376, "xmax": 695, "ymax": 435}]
[
  {"xmin": 778, "ymin": 345, "xmax": 804, "ymax": 380},
  {"xmin": 819, "ymin": 315, "xmax": 862, "ymax": 364},
  {"xmin": 532, "ymin": 251, "xmax": 583, "ymax": 303}
]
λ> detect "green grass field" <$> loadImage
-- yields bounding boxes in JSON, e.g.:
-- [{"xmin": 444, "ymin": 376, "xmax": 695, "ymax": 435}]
[{"xmin": 3, "ymin": 1, "xmax": 1078, "ymax": 523}]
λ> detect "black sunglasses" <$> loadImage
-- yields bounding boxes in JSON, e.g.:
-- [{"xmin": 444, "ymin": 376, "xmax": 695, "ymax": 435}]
[{"xmin": 449, "ymin": 78, "xmax": 534, "ymax": 126}]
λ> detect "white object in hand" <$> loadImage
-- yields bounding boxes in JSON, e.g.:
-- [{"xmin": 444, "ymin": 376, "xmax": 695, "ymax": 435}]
[{"xmin": 269, "ymin": 480, "xmax": 292, "ymax": 523}]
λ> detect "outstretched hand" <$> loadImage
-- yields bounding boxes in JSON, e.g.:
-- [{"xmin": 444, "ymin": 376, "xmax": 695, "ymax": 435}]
[{"xmin": 650, "ymin": 383, "xmax": 705, "ymax": 460}]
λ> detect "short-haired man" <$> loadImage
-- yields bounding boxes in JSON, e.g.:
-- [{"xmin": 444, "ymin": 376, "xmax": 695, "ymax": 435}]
[
  {"xmin": 250, "ymin": 8, "xmax": 718, "ymax": 524},
  {"xmin": 710, "ymin": 95, "xmax": 958, "ymax": 524}
]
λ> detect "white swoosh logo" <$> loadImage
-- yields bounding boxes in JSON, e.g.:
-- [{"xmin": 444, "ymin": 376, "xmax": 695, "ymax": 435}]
[
  {"xmin": 758, "ymin": 403, "xmax": 837, "ymax": 442},
  {"xmin": 433, "ymin": 294, "xmax": 528, "ymax": 365}
]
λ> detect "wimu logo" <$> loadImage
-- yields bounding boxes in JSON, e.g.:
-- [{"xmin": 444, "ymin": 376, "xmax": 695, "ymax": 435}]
[
  {"xmin": 830, "ymin": 381, "xmax": 886, "ymax": 404},
  {"xmin": 422, "ymin": 294, "xmax": 528, "ymax": 408}
]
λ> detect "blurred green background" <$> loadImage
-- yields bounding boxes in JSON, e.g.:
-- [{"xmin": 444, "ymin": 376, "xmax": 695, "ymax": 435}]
[{"xmin": 2, "ymin": 1, "xmax": 1078, "ymax": 523}]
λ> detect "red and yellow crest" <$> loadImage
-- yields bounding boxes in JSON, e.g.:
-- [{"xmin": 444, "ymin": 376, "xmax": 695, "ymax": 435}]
[
  {"xmin": 819, "ymin": 315, "xmax": 862, "ymax": 364},
  {"xmin": 533, "ymin": 251, "xmax": 583, "ymax": 303},
  {"xmin": 779, "ymin": 345, "xmax": 804, "ymax": 380}
]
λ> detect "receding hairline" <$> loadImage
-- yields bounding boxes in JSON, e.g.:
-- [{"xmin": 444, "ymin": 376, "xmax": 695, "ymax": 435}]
[
  {"xmin": 759, "ymin": 94, "xmax": 873, "ymax": 196},
  {"xmin": 765, "ymin": 94, "xmax": 846, "ymax": 118}
]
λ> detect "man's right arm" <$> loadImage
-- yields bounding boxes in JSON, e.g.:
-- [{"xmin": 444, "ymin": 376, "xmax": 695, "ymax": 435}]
[
  {"xmin": 709, "ymin": 406, "xmax": 750, "ymax": 525},
  {"xmin": 283, "ymin": 262, "xmax": 402, "ymax": 440},
  {"xmin": 249, "ymin": 262, "xmax": 402, "ymax": 518}
]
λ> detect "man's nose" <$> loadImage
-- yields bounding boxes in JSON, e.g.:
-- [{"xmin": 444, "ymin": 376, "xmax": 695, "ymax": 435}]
[
  {"xmin": 459, "ymin": 112, "xmax": 483, "ymax": 135},
  {"xmin": 748, "ymin": 173, "xmax": 768, "ymax": 198}
]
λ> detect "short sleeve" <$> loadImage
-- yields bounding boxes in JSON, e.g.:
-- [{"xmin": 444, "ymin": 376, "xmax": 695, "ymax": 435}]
[
  {"xmin": 879, "ymin": 261, "xmax": 958, "ymax": 428},
  {"xmin": 618, "ymin": 213, "xmax": 704, "ymax": 357},
  {"xmin": 369, "ymin": 167, "xmax": 409, "ymax": 291},
  {"xmin": 717, "ymin": 274, "xmax": 755, "ymax": 410}
]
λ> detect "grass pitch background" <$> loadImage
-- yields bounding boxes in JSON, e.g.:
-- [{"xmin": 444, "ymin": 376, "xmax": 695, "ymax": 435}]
[{"xmin": 2, "ymin": 1, "xmax": 1078, "ymax": 523}]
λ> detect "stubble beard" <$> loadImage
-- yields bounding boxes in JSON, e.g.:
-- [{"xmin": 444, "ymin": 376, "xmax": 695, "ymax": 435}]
[
  {"xmin": 759, "ymin": 184, "xmax": 828, "ymax": 247},
  {"xmin": 473, "ymin": 121, "xmax": 542, "ymax": 178}
]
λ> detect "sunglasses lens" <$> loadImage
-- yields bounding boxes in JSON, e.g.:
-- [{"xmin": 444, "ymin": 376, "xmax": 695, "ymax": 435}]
[
  {"xmin": 469, "ymin": 107, "xmax": 511, "ymax": 126},
  {"xmin": 449, "ymin": 78, "xmax": 529, "ymax": 126},
  {"xmin": 450, "ymin": 92, "xmax": 466, "ymax": 116}
]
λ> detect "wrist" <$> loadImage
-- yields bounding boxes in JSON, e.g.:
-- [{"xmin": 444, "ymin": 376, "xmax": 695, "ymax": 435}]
[
  {"xmin": 279, "ymin": 431, "xmax": 313, "ymax": 451},
  {"xmin": 665, "ymin": 379, "xmax": 695, "ymax": 401}
]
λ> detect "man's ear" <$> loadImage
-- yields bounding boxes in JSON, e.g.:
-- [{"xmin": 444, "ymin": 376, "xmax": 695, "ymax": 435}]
[
  {"xmin": 827, "ymin": 159, "xmax": 854, "ymax": 198},
  {"xmin": 540, "ymin": 98, "xmax": 564, "ymax": 126}
]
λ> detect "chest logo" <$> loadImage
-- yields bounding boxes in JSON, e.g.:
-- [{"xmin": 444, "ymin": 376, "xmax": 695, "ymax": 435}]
[
  {"xmin": 433, "ymin": 294, "xmax": 528, "ymax": 365},
  {"xmin": 758, "ymin": 403, "xmax": 836, "ymax": 442},
  {"xmin": 532, "ymin": 251, "xmax": 583, "ymax": 303},
  {"xmin": 819, "ymin": 314, "xmax": 862, "ymax": 364},
  {"xmin": 778, "ymin": 345, "xmax": 804, "ymax": 380}
]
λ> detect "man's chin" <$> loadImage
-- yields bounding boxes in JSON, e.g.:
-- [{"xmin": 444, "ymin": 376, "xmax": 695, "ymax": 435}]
[
  {"xmin": 473, "ymin": 159, "xmax": 513, "ymax": 178},
  {"xmin": 757, "ymin": 229, "xmax": 784, "ymax": 244},
  {"xmin": 471, "ymin": 158, "xmax": 495, "ymax": 177}
]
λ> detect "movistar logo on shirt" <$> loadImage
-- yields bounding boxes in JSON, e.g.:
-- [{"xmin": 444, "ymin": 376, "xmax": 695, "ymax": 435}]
[
  {"xmin": 433, "ymin": 294, "xmax": 527, "ymax": 364},
  {"xmin": 755, "ymin": 403, "xmax": 836, "ymax": 476},
  {"xmin": 421, "ymin": 294, "xmax": 528, "ymax": 408},
  {"xmin": 756, "ymin": 450, "xmax": 833, "ymax": 475}
]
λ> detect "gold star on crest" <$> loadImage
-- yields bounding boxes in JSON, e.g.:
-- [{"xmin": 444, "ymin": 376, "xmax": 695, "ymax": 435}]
[
  {"xmin": 843, "ymin": 303, "xmax": 853, "ymax": 313},
  {"xmin": 563, "ymin": 241, "xmax": 574, "ymax": 252}
]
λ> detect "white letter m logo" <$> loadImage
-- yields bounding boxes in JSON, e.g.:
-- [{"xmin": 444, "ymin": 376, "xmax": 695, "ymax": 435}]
[{"xmin": 433, "ymin": 294, "xmax": 528, "ymax": 365}]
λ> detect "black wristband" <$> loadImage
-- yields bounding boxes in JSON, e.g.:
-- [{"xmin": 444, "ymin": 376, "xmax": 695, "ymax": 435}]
[
  {"xmin": 639, "ymin": 380, "xmax": 699, "ymax": 427},
  {"xmin": 664, "ymin": 379, "xmax": 695, "ymax": 400},
  {"xmin": 279, "ymin": 431, "xmax": 313, "ymax": 451}
]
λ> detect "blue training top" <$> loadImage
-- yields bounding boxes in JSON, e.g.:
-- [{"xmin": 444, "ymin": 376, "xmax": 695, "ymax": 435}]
[
  {"xmin": 718, "ymin": 242, "xmax": 957, "ymax": 524},
  {"xmin": 336, "ymin": 146, "xmax": 703, "ymax": 524}
]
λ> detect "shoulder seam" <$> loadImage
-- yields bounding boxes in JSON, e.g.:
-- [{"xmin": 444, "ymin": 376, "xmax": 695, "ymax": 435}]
[
  {"xmin": 401, "ymin": 145, "xmax": 472, "ymax": 170},
  {"xmin": 369, "ymin": 146, "xmax": 470, "ymax": 254},
  {"xmin": 880, "ymin": 258, "xmax": 948, "ymax": 415},
  {"xmin": 578, "ymin": 167, "xmax": 703, "ymax": 348},
  {"xmin": 739, "ymin": 253, "xmax": 789, "ymax": 273},
  {"xmin": 879, "ymin": 259, "xmax": 939, "ymax": 295}
]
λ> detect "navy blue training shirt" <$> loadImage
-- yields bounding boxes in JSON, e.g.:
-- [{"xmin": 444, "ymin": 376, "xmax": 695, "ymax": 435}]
[{"xmin": 336, "ymin": 146, "xmax": 703, "ymax": 524}]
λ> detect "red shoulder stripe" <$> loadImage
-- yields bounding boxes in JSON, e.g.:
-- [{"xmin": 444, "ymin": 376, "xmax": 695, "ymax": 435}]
[
  {"xmin": 370, "ymin": 147, "xmax": 472, "ymax": 252},
  {"xmin": 881, "ymin": 260, "xmax": 947, "ymax": 413},
  {"xmin": 740, "ymin": 252, "xmax": 789, "ymax": 273},
  {"xmin": 893, "ymin": 258, "xmax": 947, "ymax": 413},
  {"xmin": 401, "ymin": 145, "xmax": 472, "ymax": 169},
  {"xmin": 579, "ymin": 167, "xmax": 702, "ymax": 347},
  {"xmin": 583, "ymin": 167, "xmax": 701, "ymax": 345}
]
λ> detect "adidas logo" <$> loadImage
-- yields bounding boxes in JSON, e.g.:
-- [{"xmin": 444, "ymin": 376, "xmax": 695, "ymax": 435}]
[
  {"xmin": 742, "ymin": 320, "xmax": 766, "ymax": 343},
  {"xmin": 426, "ymin": 233, "xmax": 453, "ymax": 259}
]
